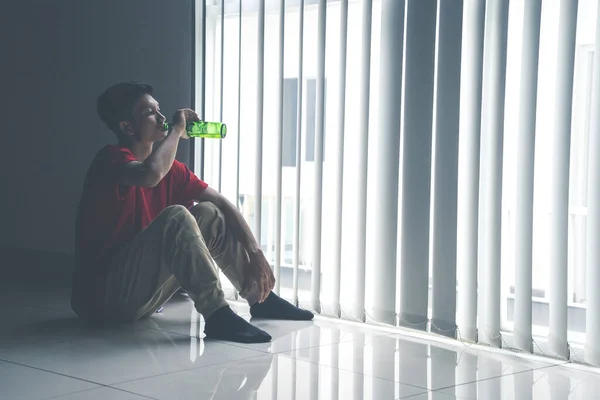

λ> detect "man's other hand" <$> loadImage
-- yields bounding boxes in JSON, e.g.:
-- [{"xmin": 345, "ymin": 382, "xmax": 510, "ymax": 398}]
[{"xmin": 245, "ymin": 249, "xmax": 275, "ymax": 303}]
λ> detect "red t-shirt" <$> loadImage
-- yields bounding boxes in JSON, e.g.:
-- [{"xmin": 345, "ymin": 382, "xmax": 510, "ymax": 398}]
[{"xmin": 71, "ymin": 145, "xmax": 208, "ymax": 316}]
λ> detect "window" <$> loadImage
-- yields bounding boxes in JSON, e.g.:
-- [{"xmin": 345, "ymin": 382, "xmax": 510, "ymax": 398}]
[
  {"xmin": 283, "ymin": 79, "xmax": 298, "ymax": 167},
  {"xmin": 304, "ymin": 78, "xmax": 326, "ymax": 162},
  {"xmin": 282, "ymin": 78, "xmax": 327, "ymax": 166}
]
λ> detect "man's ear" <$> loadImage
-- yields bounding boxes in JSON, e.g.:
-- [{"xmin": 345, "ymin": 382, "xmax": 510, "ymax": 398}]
[{"xmin": 119, "ymin": 121, "xmax": 134, "ymax": 136}]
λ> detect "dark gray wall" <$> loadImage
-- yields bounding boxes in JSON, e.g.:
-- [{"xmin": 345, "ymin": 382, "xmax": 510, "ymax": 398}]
[{"xmin": 0, "ymin": 0, "xmax": 194, "ymax": 255}]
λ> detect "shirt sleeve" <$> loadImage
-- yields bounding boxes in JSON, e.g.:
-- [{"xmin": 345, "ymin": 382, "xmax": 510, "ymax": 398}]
[
  {"xmin": 172, "ymin": 160, "xmax": 209, "ymax": 205},
  {"xmin": 97, "ymin": 145, "xmax": 137, "ymax": 183}
]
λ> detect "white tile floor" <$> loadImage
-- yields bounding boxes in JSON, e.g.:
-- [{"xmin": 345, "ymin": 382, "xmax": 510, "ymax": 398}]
[{"xmin": 3, "ymin": 282, "xmax": 600, "ymax": 400}]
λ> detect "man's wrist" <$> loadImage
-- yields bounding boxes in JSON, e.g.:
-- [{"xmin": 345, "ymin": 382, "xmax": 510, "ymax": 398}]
[{"xmin": 168, "ymin": 125, "xmax": 186, "ymax": 138}]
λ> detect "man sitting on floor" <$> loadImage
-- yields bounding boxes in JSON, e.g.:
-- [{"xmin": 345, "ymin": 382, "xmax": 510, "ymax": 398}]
[{"xmin": 71, "ymin": 81, "xmax": 313, "ymax": 343}]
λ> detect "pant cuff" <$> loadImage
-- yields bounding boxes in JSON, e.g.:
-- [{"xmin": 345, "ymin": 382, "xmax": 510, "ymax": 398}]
[{"xmin": 195, "ymin": 295, "xmax": 229, "ymax": 319}]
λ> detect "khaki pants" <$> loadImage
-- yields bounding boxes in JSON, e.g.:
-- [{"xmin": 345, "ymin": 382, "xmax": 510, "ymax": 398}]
[{"xmin": 102, "ymin": 202, "xmax": 260, "ymax": 322}]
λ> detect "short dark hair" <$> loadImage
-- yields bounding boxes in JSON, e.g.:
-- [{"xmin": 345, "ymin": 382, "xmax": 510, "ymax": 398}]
[{"xmin": 96, "ymin": 82, "xmax": 153, "ymax": 134}]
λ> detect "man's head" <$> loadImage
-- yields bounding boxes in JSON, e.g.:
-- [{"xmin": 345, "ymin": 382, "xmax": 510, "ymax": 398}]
[{"xmin": 97, "ymin": 82, "xmax": 167, "ymax": 144}]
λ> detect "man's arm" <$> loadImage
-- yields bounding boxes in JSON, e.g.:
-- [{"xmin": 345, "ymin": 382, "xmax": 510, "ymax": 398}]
[
  {"xmin": 120, "ymin": 129, "xmax": 183, "ymax": 187},
  {"xmin": 195, "ymin": 187, "xmax": 259, "ymax": 254},
  {"xmin": 119, "ymin": 109, "xmax": 198, "ymax": 187},
  {"xmin": 195, "ymin": 187, "xmax": 275, "ymax": 302}
]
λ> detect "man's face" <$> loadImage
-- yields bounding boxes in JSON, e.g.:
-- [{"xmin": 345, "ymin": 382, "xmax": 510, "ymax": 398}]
[{"xmin": 122, "ymin": 94, "xmax": 167, "ymax": 143}]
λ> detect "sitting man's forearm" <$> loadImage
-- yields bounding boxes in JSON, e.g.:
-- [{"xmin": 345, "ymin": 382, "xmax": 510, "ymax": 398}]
[{"xmin": 195, "ymin": 187, "xmax": 259, "ymax": 255}]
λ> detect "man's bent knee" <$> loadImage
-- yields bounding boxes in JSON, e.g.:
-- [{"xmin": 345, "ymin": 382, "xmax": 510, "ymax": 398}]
[
  {"xmin": 162, "ymin": 204, "xmax": 190, "ymax": 217},
  {"xmin": 153, "ymin": 205, "xmax": 199, "ymax": 233},
  {"xmin": 189, "ymin": 202, "xmax": 227, "ymax": 227},
  {"xmin": 189, "ymin": 202, "xmax": 228, "ymax": 247},
  {"xmin": 189, "ymin": 201, "xmax": 223, "ymax": 218}
]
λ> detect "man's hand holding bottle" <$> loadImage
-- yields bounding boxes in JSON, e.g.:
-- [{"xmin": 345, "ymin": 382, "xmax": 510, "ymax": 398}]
[{"xmin": 171, "ymin": 109, "xmax": 200, "ymax": 139}]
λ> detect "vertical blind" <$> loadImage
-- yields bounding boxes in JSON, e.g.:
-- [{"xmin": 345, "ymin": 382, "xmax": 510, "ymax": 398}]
[{"xmin": 196, "ymin": 0, "xmax": 600, "ymax": 365}]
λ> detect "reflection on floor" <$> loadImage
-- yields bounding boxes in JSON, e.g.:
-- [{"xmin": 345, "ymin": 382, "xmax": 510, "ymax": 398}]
[{"xmin": 3, "ymin": 278, "xmax": 600, "ymax": 399}]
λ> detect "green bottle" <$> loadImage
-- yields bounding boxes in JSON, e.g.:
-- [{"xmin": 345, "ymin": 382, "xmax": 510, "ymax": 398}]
[{"xmin": 163, "ymin": 121, "xmax": 227, "ymax": 139}]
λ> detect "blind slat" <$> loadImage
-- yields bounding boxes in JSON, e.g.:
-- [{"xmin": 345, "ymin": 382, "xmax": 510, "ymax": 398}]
[
  {"xmin": 274, "ymin": 0, "xmax": 285, "ymax": 294},
  {"xmin": 292, "ymin": 0, "xmax": 305, "ymax": 307},
  {"xmin": 254, "ymin": 0, "xmax": 265, "ymax": 241},
  {"xmin": 235, "ymin": 0, "xmax": 243, "ymax": 209},
  {"xmin": 431, "ymin": 0, "xmax": 463, "ymax": 338},
  {"xmin": 399, "ymin": 0, "xmax": 437, "ymax": 330},
  {"xmin": 549, "ymin": 0, "xmax": 579, "ymax": 360},
  {"xmin": 585, "ymin": 1, "xmax": 600, "ymax": 366},
  {"xmin": 330, "ymin": 0, "xmax": 349, "ymax": 317},
  {"xmin": 310, "ymin": 0, "xmax": 327, "ymax": 312},
  {"xmin": 478, "ymin": 0, "xmax": 509, "ymax": 347},
  {"xmin": 351, "ymin": 0, "xmax": 373, "ymax": 322},
  {"xmin": 197, "ymin": 0, "xmax": 207, "ymax": 179},
  {"xmin": 514, "ymin": 0, "xmax": 542, "ymax": 353},
  {"xmin": 371, "ymin": 0, "xmax": 405, "ymax": 325},
  {"xmin": 456, "ymin": 0, "xmax": 486, "ymax": 342},
  {"xmin": 218, "ymin": 0, "xmax": 224, "ymax": 192}
]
